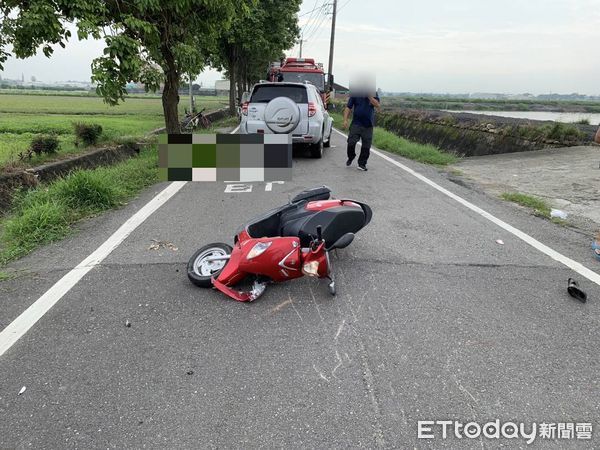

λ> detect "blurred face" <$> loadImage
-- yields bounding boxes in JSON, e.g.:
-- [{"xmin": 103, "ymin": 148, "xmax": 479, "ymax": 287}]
[{"xmin": 349, "ymin": 72, "xmax": 376, "ymax": 97}]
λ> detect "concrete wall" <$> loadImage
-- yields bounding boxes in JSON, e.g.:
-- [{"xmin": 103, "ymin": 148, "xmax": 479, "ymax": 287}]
[
  {"xmin": 377, "ymin": 110, "xmax": 596, "ymax": 157},
  {"xmin": 1, "ymin": 108, "xmax": 232, "ymax": 212},
  {"xmin": 0, "ymin": 144, "xmax": 140, "ymax": 212}
]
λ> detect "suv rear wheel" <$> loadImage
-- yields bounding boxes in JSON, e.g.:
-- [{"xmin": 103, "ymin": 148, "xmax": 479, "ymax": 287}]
[
  {"xmin": 323, "ymin": 124, "xmax": 332, "ymax": 147},
  {"xmin": 310, "ymin": 138, "xmax": 324, "ymax": 158}
]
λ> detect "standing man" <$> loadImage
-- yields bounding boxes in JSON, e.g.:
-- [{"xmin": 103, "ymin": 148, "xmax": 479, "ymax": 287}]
[
  {"xmin": 595, "ymin": 124, "xmax": 600, "ymax": 144},
  {"xmin": 343, "ymin": 93, "xmax": 380, "ymax": 171}
]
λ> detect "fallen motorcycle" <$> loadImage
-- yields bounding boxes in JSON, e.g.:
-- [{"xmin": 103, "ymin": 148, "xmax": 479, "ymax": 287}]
[{"xmin": 187, "ymin": 186, "xmax": 372, "ymax": 302}]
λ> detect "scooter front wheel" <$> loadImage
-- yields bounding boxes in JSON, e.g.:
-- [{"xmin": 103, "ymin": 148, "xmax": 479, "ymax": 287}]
[{"xmin": 187, "ymin": 243, "xmax": 232, "ymax": 288}]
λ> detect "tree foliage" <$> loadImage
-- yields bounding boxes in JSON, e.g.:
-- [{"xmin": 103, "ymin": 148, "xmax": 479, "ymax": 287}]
[
  {"xmin": 209, "ymin": 0, "xmax": 301, "ymax": 113},
  {"xmin": 0, "ymin": 0, "xmax": 301, "ymax": 130},
  {"xmin": 0, "ymin": 0, "xmax": 238, "ymax": 132}
]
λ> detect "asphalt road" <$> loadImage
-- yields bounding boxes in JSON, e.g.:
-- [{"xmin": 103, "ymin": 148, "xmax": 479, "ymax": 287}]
[{"xmin": 1, "ymin": 128, "xmax": 600, "ymax": 449}]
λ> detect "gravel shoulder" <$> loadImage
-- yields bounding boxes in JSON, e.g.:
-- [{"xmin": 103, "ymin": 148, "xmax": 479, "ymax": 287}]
[{"xmin": 452, "ymin": 145, "xmax": 600, "ymax": 235}]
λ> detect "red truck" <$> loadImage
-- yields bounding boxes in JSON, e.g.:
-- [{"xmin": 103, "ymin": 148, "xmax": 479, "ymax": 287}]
[{"xmin": 268, "ymin": 58, "xmax": 330, "ymax": 105}]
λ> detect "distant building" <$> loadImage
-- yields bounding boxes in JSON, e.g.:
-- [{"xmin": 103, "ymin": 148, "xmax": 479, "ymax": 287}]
[
  {"xmin": 215, "ymin": 80, "xmax": 230, "ymax": 96},
  {"xmin": 332, "ymin": 82, "xmax": 349, "ymax": 93}
]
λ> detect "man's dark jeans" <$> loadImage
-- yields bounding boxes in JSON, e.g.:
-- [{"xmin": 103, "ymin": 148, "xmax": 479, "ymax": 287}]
[{"xmin": 347, "ymin": 123, "xmax": 374, "ymax": 167}]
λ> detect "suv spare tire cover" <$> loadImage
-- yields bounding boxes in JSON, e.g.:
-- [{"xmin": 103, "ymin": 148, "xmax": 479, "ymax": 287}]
[{"xmin": 264, "ymin": 96, "xmax": 301, "ymax": 133}]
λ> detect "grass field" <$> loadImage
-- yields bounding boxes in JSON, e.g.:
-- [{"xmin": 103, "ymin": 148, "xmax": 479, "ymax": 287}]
[
  {"xmin": 0, "ymin": 113, "xmax": 238, "ymax": 264},
  {"xmin": 0, "ymin": 92, "xmax": 227, "ymax": 115},
  {"xmin": 0, "ymin": 93, "xmax": 228, "ymax": 168},
  {"xmin": 330, "ymin": 111, "xmax": 457, "ymax": 165}
]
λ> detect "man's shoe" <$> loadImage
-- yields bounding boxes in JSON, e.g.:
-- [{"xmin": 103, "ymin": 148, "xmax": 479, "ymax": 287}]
[
  {"xmin": 358, "ymin": 165, "xmax": 368, "ymax": 171},
  {"xmin": 346, "ymin": 158, "xmax": 354, "ymax": 166}
]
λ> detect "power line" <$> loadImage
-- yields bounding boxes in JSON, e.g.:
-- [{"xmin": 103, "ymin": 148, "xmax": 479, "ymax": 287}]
[
  {"xmin": 338, "ymin": 0, "xmax": 352, "ymax": 13},
  {"xmin": 301, "ymin": 13, "xmax": 323, "ymax": 40},
  {"xmin": 302, "ymin": 4, "xmax": 329, "ymax": 42},
  {"xmin": 298, "ymin": 1, "xmax": 328, "ymax": 18},
  {"xmin": 303, "ymin": 14, "xmax": 329, "ymax": 52},
  {"xmin": 302, "ymin": 9, "xmax": 331, "ymax": 53},
  {"xmin": 301, "ymin": 1, "xmax": 328, "ymax": 39},
  {"xmin": 299, "ymin": 0, "xmax": 320, "ymax": 40}
]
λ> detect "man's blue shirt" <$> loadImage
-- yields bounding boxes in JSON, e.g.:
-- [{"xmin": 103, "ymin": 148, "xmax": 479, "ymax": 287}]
[{"xmin": 347, "ymin": 95, "xmax": 379, "ymax": 128}]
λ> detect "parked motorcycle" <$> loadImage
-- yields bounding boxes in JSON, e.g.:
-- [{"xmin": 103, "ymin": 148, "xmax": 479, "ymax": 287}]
[{"xmin": 187, "ymin": 186, "xmax": 372, "ymax": 302}]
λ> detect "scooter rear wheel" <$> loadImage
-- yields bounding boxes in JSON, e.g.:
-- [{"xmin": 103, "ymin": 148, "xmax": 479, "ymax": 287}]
[{"xmin": 187, "ymin": 243, "xmax": 232, "ymax": 288}]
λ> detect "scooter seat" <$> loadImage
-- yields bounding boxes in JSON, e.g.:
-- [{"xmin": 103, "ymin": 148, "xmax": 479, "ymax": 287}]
[{"xmin": 281, "ymin": 206, "xmax": 366, "ymax": 247}]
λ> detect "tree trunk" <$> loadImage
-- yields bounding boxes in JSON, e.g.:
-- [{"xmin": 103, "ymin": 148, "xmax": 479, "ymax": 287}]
[
  {"xmin": 228, "ymin": 47, "xmax": 237, "ymax": 115},
  {"xmin": 237, "ymin": 58, "xmax": 244, "ymax": 102},
  {"xmin": 161, "ymin": 43, "xmax": 180, "ymax": 133},
  {"xmin": 162, "ymin": 75, "xmax": 180, "ymax": 133},
  {"xmin": 236, "ymin": 72, "xmax": 243, "ymax": 105},
  {"xmin": 228, "ymin": 74, "xmax": 236, "ymax": 115}
]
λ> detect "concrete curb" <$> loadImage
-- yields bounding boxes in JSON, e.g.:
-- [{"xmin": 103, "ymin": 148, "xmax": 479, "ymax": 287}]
[
  {"xmin": 0, "ymin": 144, "xmax": 141, "ymax": 212},
  {"xmin": 0, "ymin": 107, "xmax": 233, "ymax": 213}
]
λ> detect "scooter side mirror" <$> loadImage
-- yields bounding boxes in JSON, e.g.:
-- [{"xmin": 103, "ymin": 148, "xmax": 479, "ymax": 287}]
[{"xmin": 328, "ymin": 233, "xmax": 354, "ymax": 251}]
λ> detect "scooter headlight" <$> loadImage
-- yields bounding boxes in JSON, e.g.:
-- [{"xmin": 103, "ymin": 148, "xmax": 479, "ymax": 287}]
[
  {"xmin": 247, "ymin": 241, "xmax": 272, "ymax": 259},
  {"xmin": 302, "ymin": 261, "xmax": 320, "ymax": 277}
]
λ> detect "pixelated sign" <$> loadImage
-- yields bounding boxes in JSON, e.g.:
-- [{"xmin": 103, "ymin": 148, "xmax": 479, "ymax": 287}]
[{"xmin": 158, "ymin": 134, "xmax": 292, "ymax": 182}]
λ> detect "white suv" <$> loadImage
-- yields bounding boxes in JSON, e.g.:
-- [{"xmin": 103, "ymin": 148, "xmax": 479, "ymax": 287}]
[{"xmin": 240, "ymin": 81, "xmax": 333, "ymax": 158}]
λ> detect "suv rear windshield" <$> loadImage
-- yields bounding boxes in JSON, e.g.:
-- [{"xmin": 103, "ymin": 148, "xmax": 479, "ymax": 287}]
[{"xmin": 251, "ymin": 85, "xmax": 308, "ymax": 104}]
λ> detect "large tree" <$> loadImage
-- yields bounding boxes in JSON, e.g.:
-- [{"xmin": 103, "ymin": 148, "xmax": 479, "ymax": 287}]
[
  {"xmin": 210, "ymin": 0, "xmax": 301, "ymax": 114},
  {"xmin": 0, "ymin": 0, "xmax": 238, "ymax": 132}
]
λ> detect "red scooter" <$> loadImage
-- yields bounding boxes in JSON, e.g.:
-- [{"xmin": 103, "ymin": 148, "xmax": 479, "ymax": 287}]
[{"xmin": 187, "ymin": 186, "xmax": 372, "ymax": 302}]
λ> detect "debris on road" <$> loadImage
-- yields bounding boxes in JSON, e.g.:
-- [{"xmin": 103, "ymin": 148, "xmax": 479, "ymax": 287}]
[
  {"xmin": 125, "ymin": 320, "xmax": 131, "ymax": 328},
  {"xmin": 148, "ymin": 239, "xmax": 178, "ymax": 251},
  {"xmin": 567, "ymin": 278, "xmax": 587, "ymax": 303},
  {"xmin": 18, "ymin": 386, "xmax": 26, "ymax": 395},
  {"xmin": 550, "ymin": 209, "xmax": 568, "ymax": 220},
  {"xmin": 495, "ymin": 239, "xmax": 505, "ymax": 245}
]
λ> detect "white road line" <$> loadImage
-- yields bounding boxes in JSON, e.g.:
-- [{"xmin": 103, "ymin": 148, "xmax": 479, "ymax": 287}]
[
  {"xmin": 333, "ymin": 128, "xmax": 600, "ymax": 287},
  {"xmin": 0, "ymin": 181, "xmax": 188, "ymax": 357},
  {"xmin": 0, "ymin": 125, "xmax": 243, "ymax": 357}
]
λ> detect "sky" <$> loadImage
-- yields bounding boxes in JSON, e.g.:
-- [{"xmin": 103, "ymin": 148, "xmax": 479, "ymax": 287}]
[{"xmin": 1, "ymin": 0, "xmax": 599, "ymax": 95}]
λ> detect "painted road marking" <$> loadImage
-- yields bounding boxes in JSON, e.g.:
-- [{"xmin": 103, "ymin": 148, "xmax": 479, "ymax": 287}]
[
  {"xmin": 0, "ymin": 125, "xmax": 243, "ymax": 358},
  {"xmin": 224, "ymin": 181, "xmax": 285, "ymax": 193},
  {"xmin": 265, "ymin": 181, "xmax": 285, "ymax": 192},
  {"xmin": 333, "ymin": 128, "xmax": 600, "ymax": 287},
  {"xmin": 0, "ymin": 181, "xmax": 187, "ymax": 357},
  {"xmin": 225, "ymin": 183, "xmax": 253, "ymax": 193}
]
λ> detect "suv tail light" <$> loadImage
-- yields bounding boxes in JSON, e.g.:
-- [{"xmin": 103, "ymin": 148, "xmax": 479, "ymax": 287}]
[
  {"xmin": 308, "ymin": 102, "xmax": 317, "ymax": 117},
  {"xmin": 242, "ymin": 102, "xmax": 249, "ymax": 116}
]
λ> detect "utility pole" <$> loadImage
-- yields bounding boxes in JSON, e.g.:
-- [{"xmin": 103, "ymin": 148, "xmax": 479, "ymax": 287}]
[
  {"xmin": 327, "ymin": 0, "xmax": 337, "ymax": 91},
  {"xmin": 299, "ymin": 38, "xmax": 304, "ymax": 58}
]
